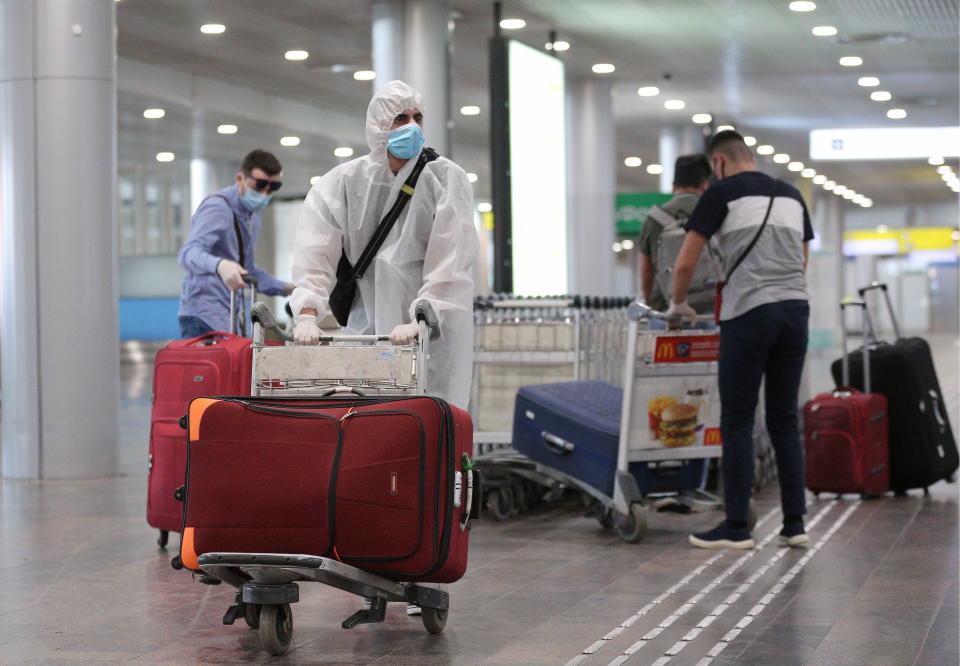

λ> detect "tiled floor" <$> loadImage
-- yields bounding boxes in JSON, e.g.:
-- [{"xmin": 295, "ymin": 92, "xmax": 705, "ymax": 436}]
[{"xmin": 1, "ymin": 335, "xmax": 957, "ymax": 665}]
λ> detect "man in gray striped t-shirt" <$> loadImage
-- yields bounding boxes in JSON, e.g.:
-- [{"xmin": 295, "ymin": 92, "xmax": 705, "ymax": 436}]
[{"xmin": 668, "ymin": 130, "xmax": 814, "ymax": 551}]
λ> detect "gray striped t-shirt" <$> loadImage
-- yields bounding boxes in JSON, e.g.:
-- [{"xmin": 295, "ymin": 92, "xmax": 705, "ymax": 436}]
[{"xmin": 684, "ymin": 171, "xmax": 814, "ymax": 322}]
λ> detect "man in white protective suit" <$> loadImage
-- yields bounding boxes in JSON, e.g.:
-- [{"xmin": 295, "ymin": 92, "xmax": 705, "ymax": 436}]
[{"xmin": 289, "ymin": 80, "xmax": 478, "ymax": 411}]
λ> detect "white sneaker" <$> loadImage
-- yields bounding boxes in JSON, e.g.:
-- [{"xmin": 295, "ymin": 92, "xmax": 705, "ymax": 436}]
[{"xmin": 406, "ymin": 603, "xmax": 422, "ymax": 616}]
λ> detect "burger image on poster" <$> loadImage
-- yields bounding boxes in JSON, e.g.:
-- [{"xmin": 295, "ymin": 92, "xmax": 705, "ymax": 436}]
[{"xmin": 658, "ymin": 403, "xmax": 699, "ymax": 448}]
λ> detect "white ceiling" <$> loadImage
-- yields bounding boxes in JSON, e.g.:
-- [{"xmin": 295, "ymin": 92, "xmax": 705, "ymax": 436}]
[{"xmin": 115, "ymin": 0, "xmax": 960, "ymax": 208}]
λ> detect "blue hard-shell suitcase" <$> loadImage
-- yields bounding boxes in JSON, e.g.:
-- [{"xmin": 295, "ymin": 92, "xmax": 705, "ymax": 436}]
[{"xmin": 512, "ymin": 380, "xmax": 704, "ymax": 497}]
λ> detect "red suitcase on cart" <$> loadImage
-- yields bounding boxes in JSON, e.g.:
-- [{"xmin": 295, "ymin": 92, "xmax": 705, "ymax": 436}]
[
  {"xmin": 178, "ymin": 395, "xmax": 474, "ymax": 583},
  {"xmin": 804, "ymin": 299, "xmax": 889, "ymax": 497},
  {"xmin": 147, "ymin": 331, "xmax": 252, "ymax": 546}
]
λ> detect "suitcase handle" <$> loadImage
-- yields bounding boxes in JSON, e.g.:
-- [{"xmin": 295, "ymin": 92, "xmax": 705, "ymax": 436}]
[
  {"xmin": 857, "ymin": 281, "xmax": 902, "ymax": 342},
  {"xmin": 839, "ymin": 299, "xmax": 874, "ymax": 393},
  {"xmin": 541, "ymin": 432, "xmax": 575, "ymax": 455}
]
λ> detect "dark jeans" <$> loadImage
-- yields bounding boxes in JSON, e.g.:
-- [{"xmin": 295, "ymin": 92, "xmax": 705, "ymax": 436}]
[
  {"xmin": 719, "ymin": 300, "xmax": 809, "ymax": 525},
  {"xmin": 179, "ymin": 315, "xmax": 214, "ymax": 339}
]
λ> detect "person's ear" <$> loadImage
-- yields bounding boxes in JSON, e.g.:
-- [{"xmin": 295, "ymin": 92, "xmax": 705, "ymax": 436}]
[{"xmin": 236, "ymin": 172, "xmax": 245, "ymax": 192}]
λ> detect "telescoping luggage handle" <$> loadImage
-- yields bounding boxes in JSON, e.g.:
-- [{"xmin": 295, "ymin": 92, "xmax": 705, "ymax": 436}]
[
  {"xmin": 228, "ymin": 275, "xmax": 258, "ymax": 337},
  {"xmin": 839, "ymin": 298, "xmax": 875, "ymax": 394},
  {"xmin": 857, "ymin": 281, "xmax": 902, "ymax": 343}
]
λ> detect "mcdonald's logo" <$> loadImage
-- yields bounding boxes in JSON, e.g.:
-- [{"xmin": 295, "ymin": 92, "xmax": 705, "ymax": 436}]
[
  {"xmin": 655, "ymin": 341, "xmax": 675, "ymax": 360},
  {"xmin": 704, "ymin": 428, "xmax": 723, "ymax": 445}
]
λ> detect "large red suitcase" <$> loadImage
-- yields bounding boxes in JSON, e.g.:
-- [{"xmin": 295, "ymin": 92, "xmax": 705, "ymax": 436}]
[
  {"xmin": 803, "ymin": 299, "xmax": 889, "ymax": 496},
  {"xmin": 147, "ymin": 331, "xmax": 252, "ymax": 545},
  {"xmin": 178, "ymin": 395, "xmax": 473, "ymax": 583}
]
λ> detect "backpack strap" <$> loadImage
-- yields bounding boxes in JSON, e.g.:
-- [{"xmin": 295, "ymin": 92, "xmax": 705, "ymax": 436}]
[{"xmin": 646, "ymin": 205, "xmax": 681, "ymax": 229}]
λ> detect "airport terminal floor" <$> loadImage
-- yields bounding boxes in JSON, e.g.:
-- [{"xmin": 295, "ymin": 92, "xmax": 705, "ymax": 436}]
[{"xmin": 1, "ymin": 335, "xmax": 957, "ymax": 665}]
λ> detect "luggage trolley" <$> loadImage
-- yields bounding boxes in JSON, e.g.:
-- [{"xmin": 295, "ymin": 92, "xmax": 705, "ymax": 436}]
[{"xmin": 190, "ymin": 302, "xmax": 475, "ymax": 656}]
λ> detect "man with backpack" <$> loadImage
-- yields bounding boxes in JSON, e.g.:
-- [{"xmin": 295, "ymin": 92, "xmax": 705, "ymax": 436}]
[{"xmin": 636, "ymin": 154, "xmax": 717, "ymax": 315}]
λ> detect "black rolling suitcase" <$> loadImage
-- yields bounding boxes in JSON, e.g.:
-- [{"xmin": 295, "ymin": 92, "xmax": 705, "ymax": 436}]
[{"xmin": 830, "ymin": 283, "xmax": 958, "ymax": 494}]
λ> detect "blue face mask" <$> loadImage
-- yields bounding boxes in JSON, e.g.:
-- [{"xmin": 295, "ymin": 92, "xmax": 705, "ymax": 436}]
[
  {"xmin": 240, "ymin": 187, "xmax": 272, "ymax": 213},
  {"xmin": 387, "ymin": 122, "xmax": 425, "ymax": 160}
]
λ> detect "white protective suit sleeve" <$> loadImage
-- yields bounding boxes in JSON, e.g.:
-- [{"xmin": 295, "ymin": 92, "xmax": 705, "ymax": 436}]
[{"xmin": 289, "ymin": 175, "xmax": 346, "ymax": 320}]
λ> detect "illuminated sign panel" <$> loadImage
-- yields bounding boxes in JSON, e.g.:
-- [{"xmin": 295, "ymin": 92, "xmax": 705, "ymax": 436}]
[{"xmin": 810, "ymin": 127, "xmax": 960, "ymax": 160}]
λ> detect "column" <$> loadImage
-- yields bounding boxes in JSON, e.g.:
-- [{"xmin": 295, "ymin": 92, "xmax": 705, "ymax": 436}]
[
  {"xmin": 403, "ymin": 0, "xmax": 451, "ymax": 156},
  {"xmin": 658, "ymin": 125, "xmax": 704, "ymax": 193},
  {"xmin": 567, "ymin": 78, "xmax": 616, "ymax": 295},
  {"xmin": 372, "ymin": 0, "xmax": 404, "ymax": 93},
  {"xmin": 1, "ymin": 0, "xmax": 118, "ymax": 478}
]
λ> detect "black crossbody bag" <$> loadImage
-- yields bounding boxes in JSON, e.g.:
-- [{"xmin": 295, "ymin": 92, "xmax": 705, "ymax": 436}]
[{"xmin": 328, "ymin": 147, "xmax": 439, "ymax": 326}]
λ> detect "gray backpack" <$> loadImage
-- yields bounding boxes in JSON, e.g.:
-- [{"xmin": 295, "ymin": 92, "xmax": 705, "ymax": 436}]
[{"xmin": 649, "ymin": 205, "xmax": 723, "ymax": 313}]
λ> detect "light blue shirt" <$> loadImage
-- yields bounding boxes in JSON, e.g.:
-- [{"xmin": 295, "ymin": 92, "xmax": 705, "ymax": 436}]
[{"xmin": 177, "ymin": 185, "xmax": 288, "ymax": 332}]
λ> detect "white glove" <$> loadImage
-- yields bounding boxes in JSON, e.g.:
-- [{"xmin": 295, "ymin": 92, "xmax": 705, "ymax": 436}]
[
  {"xmin": 216, "ymin": 259, "xmax": 248, "ymax": 291},
  {"xmin": 666, "ymin": 300, "xmax": 698, "ymax": 324},
  {"xmin": 388, "ymin": 322, "xmax": 420, "ymax": 345},
  {"xmin": 293, "ymin": 314, "xmax": 323, "ymax": 345}
]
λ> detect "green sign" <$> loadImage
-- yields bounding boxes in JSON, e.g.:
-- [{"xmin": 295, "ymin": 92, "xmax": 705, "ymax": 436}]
[{"xmin": 616, "ymin": 192, "xmax": 672, "ymax": 237}]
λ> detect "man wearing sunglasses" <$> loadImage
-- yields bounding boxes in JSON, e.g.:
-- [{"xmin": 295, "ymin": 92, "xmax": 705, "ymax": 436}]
[{"xmin": 177, "ymin": 149, "xmax": 295, "ymax": 338}]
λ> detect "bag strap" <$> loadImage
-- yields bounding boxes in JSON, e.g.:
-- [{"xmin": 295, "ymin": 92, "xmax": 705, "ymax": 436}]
[
  {"xmin": 351, "ymin": 147, "xmax": 440, "ymax": 281},
  {"xmin": 207, "ymin": 193, "xmax": 244, "ymax": 267},
  {"xmin": 647, "ymin": 205, "xmax": 680, "ymax": 229},
  {"xmin": 724, "ymin": 181, "xmax": 778, "ymax": 283}
]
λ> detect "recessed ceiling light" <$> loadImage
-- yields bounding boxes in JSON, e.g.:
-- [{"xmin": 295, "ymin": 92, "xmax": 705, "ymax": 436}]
[
  {"xmin": 743, "ymin": 136, "xmax": 758, "ymax": 146},
  {"xmin": 877, "ymin": 224, "xmax": 889, "ymax": 233},
  {"xmin": 499, "ymin": 18, "xmax": 526, "ymax": 29},
  {"xmin": 692, "ymin": 113, "xmax": 713, "ymax": 124},
  {"xmin": 466, "ymin": 172, "xmax": 478, "ymax": 183},
  {"xmin": 477, "ymin": 202, "xmax": 493, "ymax": 213},
  {"xmin": 788, "ymin": 161, "xmax": 804, "ymax": 171},
  {"xmin": 812, "ymin": 25, "xmax": 838, "ymax": 37},
  {"xmin": 334, "ymin": 146, "xmax": 354, "ymax": 158},
  {"xmin": 217, "ymin": 124, "xmax": 238, "ymax": 134},
  {"xmin": 200, "ymin": 24, "xmax": 226, "ymax": 34},
  {"xmin": 843, "ymin": 190, "xmax": 856, "ymax": 199},
  {"xmin": 886, "ymin": 108, "xmax": 907, "ymax": 119},
  {"xmin": 773, "ymin": 153, "xmax": 790, "ymax": 164},
  {"xmin": 862, "ymin": 199, "xmax": 874, "ymax": 207},
  {"xmin": 870, "ymin": 90, "xmax": 892, "ymax": 102},
  {"xmin": 824, "ymin": 180, "xmax": 836, "ymax": 190},
  {"xmin": 813, "ymin": 175, "xmax": 827, "ymax": 184},
  {"xmin": 757, "ymin": 144, "xmax": 774, "ymax": 155},
  {"xmin": 285, "ymin": 50, "xmax": 309, "ymax": 61},
  {"xmin": 551, "ymin": 40, "xmax": 570, "ymax": 51},
  {"xmin": 612, "ymin": 242, "xmax": 623, "ymax": 253},
  {"xmin": 460, "ymin": 105, "xmax": 481, "ymax": 116},
  {"xmin": 646, "ymin": 164, "xmax": 664, "ymax": 175},
  {"xmin": 664, "ymin": 99, "xmax": 685, "ymax": 110},
  {"xmin": 624, "ymin": 156, "xmax": 643, "ymax": 168},
  {"xmin": 716, "ymin": 124, "xmax": 736, "ymax": 132},
  {"xmin": 592, "ymin": 63, "xmax": 616, "ymax": 74},
  {"xmin": 621, "ymin": 239, "xmax": 635, "ymax": 251},
  {"xmin": 801, "ymin": 168, "xmax": 817, "ymax": 178},
  {"xmin": 353, "ymin": 70, "xmax": 376, "ymax": 81},
  {"xmin": 143, "ymin": 108, "xmax": 165, "ymax": 119},
  {"xmin": 280, "ymin": 136, "xmax": 301, "ymax": 147},
  {"xmin": 858, "ymin": 76, "xmax": 880, "ymax": 87},
  {"xmin": 789, "ymin": 1, "xmax": 817, "ymax": 12},
  {"xmin": 839, "ymin": 56, "xmax": 863, "ymax": 67},
  {"xmin": 834, "ymin": 185, "xmax": 848, "ymax": 194},
  {"xmin": 928, "ymin": 156, "xmax": 945, "ymax": 165},
  {"xmin": 937, "ymin": 166, "xmax": 953, "ymax": 174},
  {"xmin": 156, "ymin": 152, "xmax": 175, "ymax": 162},
  {"xmin": 637, "ymin": 86, "xmax": 660, "ymax": 97}
]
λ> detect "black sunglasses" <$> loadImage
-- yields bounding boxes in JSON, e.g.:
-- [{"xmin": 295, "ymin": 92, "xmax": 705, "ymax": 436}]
[{"xmin": 245, "ymin": 174, "xmax": 283, "ymax": 193}]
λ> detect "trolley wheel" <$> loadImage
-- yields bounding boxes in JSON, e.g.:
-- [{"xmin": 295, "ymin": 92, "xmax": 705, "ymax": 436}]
[
  {"xmin": 747, "ymin": 500, "xmax": 758, "ymax": 531},
  {"xmin": 485, "ymin": 487, "xmax": 514, "ymax": 522},
  {"xmin": 244, "ymin": 603, "xmax": 261, "ymax": 629},
  {"xmin": 258, "ymin": 603, "xmax": 293, "ymax": 656},
  {"xmin": 421, "ymin": 606, "xmax": 448, "ymax": 634},
  {"xmin": 598, "ymin": 507, "xmax": 614, "ymax": 530},
  {"xmin": 157, "ymin": 530, "xmax": 169, "ymax": 549},
  {"xmin": 616, "ymin": 503, "xmax": 647, "ymax": 544}
]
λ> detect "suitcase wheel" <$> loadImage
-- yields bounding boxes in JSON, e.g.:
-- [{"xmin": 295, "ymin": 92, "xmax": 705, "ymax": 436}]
[
  {"xmin": 244, "ymin": 603, "xmax": 262, "ymax": 629},
  {"xmin": 157, "ymin": 530, "xmax": 169, "ymax": 549},
  {"xmin": 616, "ymin": 503, "xmax": 647, "ymax": 544},
  {"xmin": 421, "ymin": 606, "xmax": 447, "ymax": 634},
  {"xmin": 259, "ymin": 603, "xmax": 293, "ymax": 656},
  {"xmin": 484, "ymin": 487, "xmax": 515, "ymax": 522}
]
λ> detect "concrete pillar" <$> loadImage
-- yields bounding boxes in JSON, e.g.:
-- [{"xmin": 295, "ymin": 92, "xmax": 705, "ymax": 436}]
[
  {"xmin": 567, "ymin": 78, "xmax": 616, "ymax": 295},
  {"xmin": 189, "ymin": 158, "xmax": 222, "ymax": 218},
  {"xmin": 658, "ymin": 126, "xmax": 703, "ymax": 193},
  {"xmin": 372, "ymin": 0, "xmax": 405, "ymax": 93},
  {"xmin": 402, "ymin": 0, "xmax": 451, "ymax": 156},
  {"xmin": 1, "ymin": 0, "xmax": 118, "ymax": 478}
]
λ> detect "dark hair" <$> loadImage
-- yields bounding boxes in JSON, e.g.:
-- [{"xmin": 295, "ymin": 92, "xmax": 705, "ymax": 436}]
[
  {"xmin": 707, "ymin": 130, "xmax": 752, "ymax": 161},
  {"xmin": 240, "ymin": 149, "xmax": 282, "ymax": 176},
  {"xmin": 673, "ymin": 154, "xmax": 712, "ymax": 188}
]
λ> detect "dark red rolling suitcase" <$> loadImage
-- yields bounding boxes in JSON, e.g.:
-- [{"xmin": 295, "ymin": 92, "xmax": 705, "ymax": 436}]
[
  {"xmin": 147, "ymin": 331, "xmax": 252, "ymax": 546},
  {"xmin": 179, "ymin": 395, "xmax": 474, "ymax": 583},
  {"xmin": 804, "ymin": 299, "xmax": 889, "ymax": 496}
]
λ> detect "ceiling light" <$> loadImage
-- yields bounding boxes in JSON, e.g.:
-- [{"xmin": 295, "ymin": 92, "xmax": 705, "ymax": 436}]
[
  {"xmin": 813, "ymin": 175, "xmax": 827, "ymax": 184},
  {"xmin": 624, "ymin": 156, "xmax": 643, "ymax": 168},
  {"xmin": 788, "ymin": 161, "xmax": 804, "ymax": 171},
  {"xmin": 862, "ymin": 199, "xmax": 873, "ymax": 207},
  {"xmin": 839, "ymin": 56, "xmax": 863, "ymax": 67},
  {"xmin": 853, "ymin": 195, "xmax": 866, "ymax": 204},
  {"xmin": 612, "ymin": 242, "xmax": 623, "ymax": 253},
  {"xmin": 857, "ymin": 76, "xmax": 880, "ymax": 87},
  {"xmin": 646, "ymin": 164, "xmax": 664, "ymax": 175},
  {"xmin": 217, "ymin": 124, "xmax": 238, "ymax": 135},
  {"xmin": 499, "ymin": 18, "xmax": 526, "ymax": 30},
  {"xmin": 812, "ymin": 26, "xmax": 838, "ymax": 37},
  {"xmin": 773, "ymin": 153, "xmax": 790, "ymax": 163},
  {"xmin": 824, "ymin": 180, "xmax": 836, "ymax": 190},
  {"xmin": 789, "ymin": 1, "xmax": 817, "ymax": 11},
  {"xmin": 843, "ymin": 190, "xmax": 856, "ymax": 199},
  {"xmin": 953, "ymin": 231, "xmax": 960, "ymax": 241},
  {"xmin": 592, "ymin": 63, "xmax": 616, "ymax": 74},
  {"xmin": 801, "ymin": 168, "xmax": 817, "ymax": 178},
  {"xmin": 664, "ymin": 99, "xmax": 685, "ymax": 110},
  {"xmin": 334, "ymin": 146, "xmax": 354, "ymax": 158},
  {"xmin": 143, "ymin": 108, "xmax": 165, "ymax": 119},
  {"xmin": 757, "ymin": 144, "xmax": 774, "ymax": 155},
  {"xmin": 310, "ymin": 176, "xmax": 322, "ymax": 186},
  {"xmin": 692, "ymin": 113, "xmax": 713, "ymax": 124},
  {"xmin": 353, "ymin": 70, "xmax": 376, "ymax": 81},
  {"xmin": 886, "ymin": 108, "xmax": 907, "ymax": 119},
  {"xmin": 637, "ymin": 86, "xmax": 660, "ymax": 97},
  {"xmin": 834, "ymin": 185, "xmax": 848, "ymax": 194},
  {"xmin": 928, "ymin": 156, "xmax": 945, "ymax": 165},
  {"xmin": 285, "ymin": 50, "xmax": 309, "ymax": 61},
  {"xmin": 877, "ymin": 224, "xmax": 889, "ymax": 233},
  {"xmin": 936, "ymin": 166, "xmax": 953, "ymax": 174},
  {"xmin": 466, "ymin": 172, "xmax": 478, "ymax": 183},
  {"xmin": 460, "ymin": 105, "xmax": 481, "ymax": 116},
  {"xmin": 621, "ymin": 239, "xmax": 635, "ymax": 251},
  {"xmin": 551, "ymin": 40, "xmax": 570, "ymax": 52},
  {"xmin": 477, "ymin": 202, "xmax": 493, "ymax": 213},
  {"xmin": 744, "ymin": 136, "xmax": 758, "ymax": 146},
  {"xmin": 200, "ymin": 24, "xmax": 225, "ymax": 34},
  {"xmin": 280, "ymin": 136, "xmax": 301, "ymax": 147},
  {"xmin": 156, "ymin": 152, "xmax": 175, "ymax": 162},
  {"xmin": 716, "ymin": 124, "xmax": 735, "ymax": 132},
  {"xmin": 870, "ymin": 90, "xmax": 892, "ymax": 102}
]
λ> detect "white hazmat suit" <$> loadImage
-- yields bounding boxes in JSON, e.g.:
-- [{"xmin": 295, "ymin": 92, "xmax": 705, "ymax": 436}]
[{"xmin": 290, "ymin": 81, "xmax": 478, "ymax": 409}]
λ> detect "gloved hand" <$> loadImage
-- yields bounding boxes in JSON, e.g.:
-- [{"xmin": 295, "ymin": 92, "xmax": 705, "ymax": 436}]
[
  {"xmin": 216, "ymin": 259, "xmax": 248, "ymax": 291},
  {"xmin": 293, "ymin": 314, "xmax": 323, "ymax": 345},
  {"xmin": 666, "ymin": 300, "xmax": 698, "ymax": 324},
  {"xmin": 388, "ymin": 322, "xmax": 420, "ymax": 345}
]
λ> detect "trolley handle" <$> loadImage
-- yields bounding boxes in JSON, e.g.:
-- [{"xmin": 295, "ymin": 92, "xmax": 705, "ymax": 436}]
[
  {"xmin": 627, "ymin": 300, "xmax": 714, "ymax": 326},
  {"xmin": 251, "ymin": 302, "xmax": 293, "ymax": 342},
  {"xmin": 839, "ymin": 298, "xmax": 874, "ymax": 394},
  {"xmin": 857, "ymin": 281, "xmax": 902, "ymax": 342}
]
